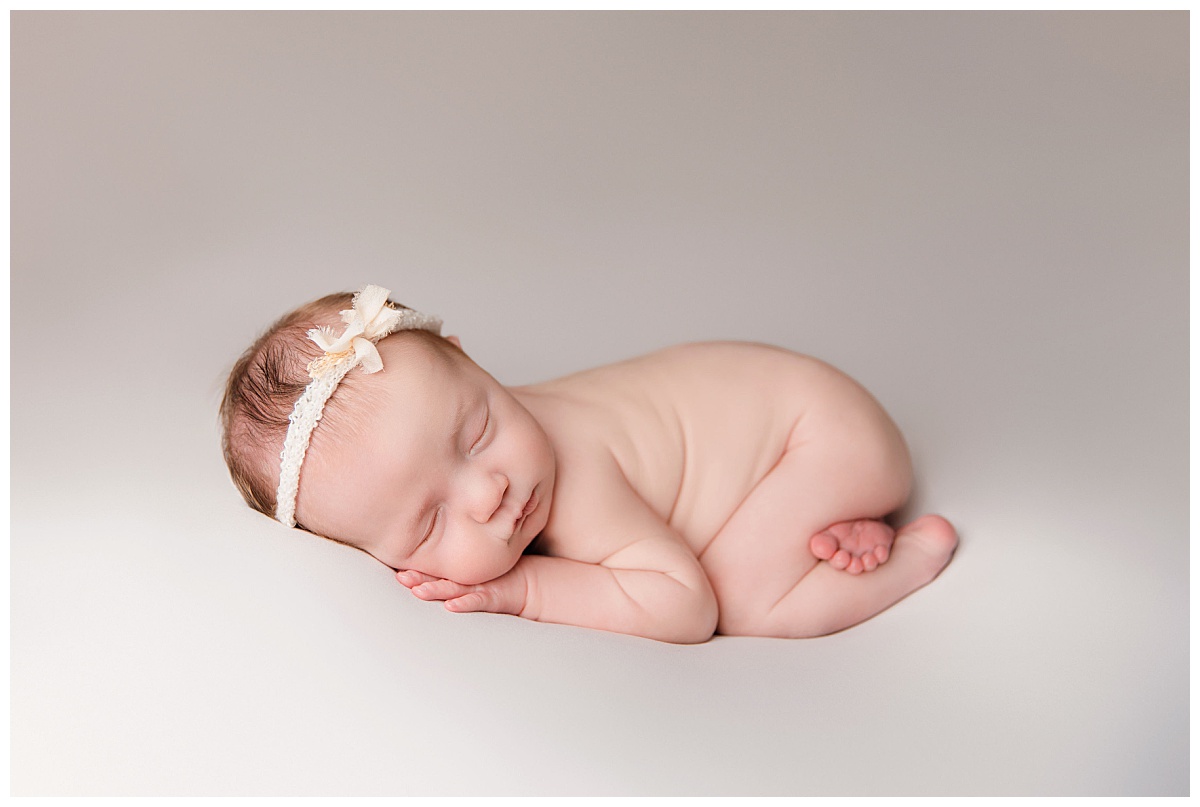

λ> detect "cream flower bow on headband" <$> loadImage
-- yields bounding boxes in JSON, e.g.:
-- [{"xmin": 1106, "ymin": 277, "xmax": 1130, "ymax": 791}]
[
  {"xmin": 275, "ymin": 284, "xmax": 443, "ymax": 527},
  {"xmin": 306, "ymin": 284, "xmax": 407, "ymax": 378}
]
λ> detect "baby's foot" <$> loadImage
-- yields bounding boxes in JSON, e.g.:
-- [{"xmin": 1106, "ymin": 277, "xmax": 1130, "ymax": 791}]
[{"xmin": 809, "ymin": 519, "xmax": 896, "ymax": 575}]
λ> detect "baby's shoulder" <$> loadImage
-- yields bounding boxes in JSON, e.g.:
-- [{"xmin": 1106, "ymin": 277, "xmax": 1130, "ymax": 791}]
[
  {"xmin": 526, "ymin": 341, "xmax": 824, "ymax": 435},
  {"xmin": 636, "ymin": 340, "xmax": 814, "ymax": 373},
  {"xmin": 608, "ymin": 340, "xmax": 825, "ymax": 400},
  {"xmin": 554, "ymin": 340, "xmax": 818, "ymax": 389}
]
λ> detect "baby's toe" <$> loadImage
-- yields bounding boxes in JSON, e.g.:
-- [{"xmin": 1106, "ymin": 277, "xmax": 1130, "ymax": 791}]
[
  {"xmin": 810, "ymin": 532, "xmax": 839, "ymax": 561},
  {"xmin": 830, "ymin": 549, "xmax": 851, "ymax": 570},
  {"xmin": 861, "ymin": 552, "xmax": 879, "ymax": 572},
  {"xmin": 846, "ymin": 555, "xmax": 864, "ymax": 575}
]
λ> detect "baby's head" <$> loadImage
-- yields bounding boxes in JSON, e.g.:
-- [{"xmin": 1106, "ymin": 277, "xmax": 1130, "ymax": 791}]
[{"xmin": 220, "ymin": 285, "xmax": 555, "ymax": 585}]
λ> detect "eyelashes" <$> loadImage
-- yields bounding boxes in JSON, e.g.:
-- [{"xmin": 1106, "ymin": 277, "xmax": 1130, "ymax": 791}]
[
  {"xmin": 469, "ymin": 408, "xmax": 491, "ymax": 455},
  {"xmin": 419, "ymin": 508, "xmax": 441, "ymax": 546}
]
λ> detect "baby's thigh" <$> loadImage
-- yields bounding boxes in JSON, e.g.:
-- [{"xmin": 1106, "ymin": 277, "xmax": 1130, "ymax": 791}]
[{"xmin": 699, "ymin": 371, "xmax": 913, "ymax": 626}]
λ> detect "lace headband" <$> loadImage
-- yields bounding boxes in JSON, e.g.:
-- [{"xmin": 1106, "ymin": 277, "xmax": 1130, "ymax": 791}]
[{"xmin": 275, "ymin": 284, "xmax": 443, "ymax": 527}]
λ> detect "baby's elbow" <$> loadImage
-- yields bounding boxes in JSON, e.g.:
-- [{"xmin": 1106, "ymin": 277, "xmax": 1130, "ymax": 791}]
[
  {"xmin": 677, "ymin": 612, "xmax": 718, "ymax": 644},
  {"xmin": 661, "ymin": 588, "xmax": 718, "ymax": 644}
]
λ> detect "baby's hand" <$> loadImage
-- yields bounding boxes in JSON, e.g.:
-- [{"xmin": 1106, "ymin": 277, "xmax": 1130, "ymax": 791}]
[{"xmin": 395, "ymin": 566, "xmax": 527, "ymax": 616}]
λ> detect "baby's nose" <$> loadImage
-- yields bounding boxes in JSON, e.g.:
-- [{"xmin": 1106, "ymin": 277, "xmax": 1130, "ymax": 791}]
[{"xmin": 468, "ymin": 471, "xmax": 509, "ymax": 524}]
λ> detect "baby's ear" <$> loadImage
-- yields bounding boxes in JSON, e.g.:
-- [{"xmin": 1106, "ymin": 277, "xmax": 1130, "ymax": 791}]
[{"xmin": 444, "ymin": 334, "xmax": 463, "ymax": 350}]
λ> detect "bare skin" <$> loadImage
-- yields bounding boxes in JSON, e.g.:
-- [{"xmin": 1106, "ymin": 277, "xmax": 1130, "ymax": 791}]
[{"xmin": 295, "ymin": 337, "xmax": 958, "ymax": 643}]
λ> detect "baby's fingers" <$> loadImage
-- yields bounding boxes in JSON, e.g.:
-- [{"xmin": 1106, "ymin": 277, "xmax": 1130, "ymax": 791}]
[
  {"xmin": 395, "ymin": 570, "xmax": 440, "ymax": 589},
  {"xmin": 411, "ymin": 579, "xmax": 472, "ymax": 601},
  {"xmin": 405, "ymin": 577, "xmax": 512, "ymax": 615},
  {"xmin": 445, "ymin": 592, "xmax": 490, "ymax": 613}
]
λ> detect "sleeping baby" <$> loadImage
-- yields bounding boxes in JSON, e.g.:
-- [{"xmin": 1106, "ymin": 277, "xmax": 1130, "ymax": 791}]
[{"xmin": 220, "ymin": 285, "xmax": 957, "ymax": 643}]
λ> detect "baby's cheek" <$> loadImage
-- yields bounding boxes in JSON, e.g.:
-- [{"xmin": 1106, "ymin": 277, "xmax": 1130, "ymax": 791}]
[{"xmin": 442, "ymin": 546, "xmax": 513, "ymax": 586}]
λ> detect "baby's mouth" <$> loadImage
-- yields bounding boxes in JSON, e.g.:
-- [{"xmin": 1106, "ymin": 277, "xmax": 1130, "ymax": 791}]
[
  {"xmin": 509, "ymin": 490, "xmax": 538, "ymax": 539},
  {"xmin": 520, "ymin": 490, "xmax": 538, "ymax": 518}
]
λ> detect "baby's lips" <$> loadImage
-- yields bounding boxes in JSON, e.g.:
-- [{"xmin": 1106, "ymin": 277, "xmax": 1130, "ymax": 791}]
[
  {"xmin": 520, "ymin": 490, "xmax": 539, "ymax": 517},
  {"xmin": 508, "ymin": 490, "xmax": 539, "ymax": 538}
]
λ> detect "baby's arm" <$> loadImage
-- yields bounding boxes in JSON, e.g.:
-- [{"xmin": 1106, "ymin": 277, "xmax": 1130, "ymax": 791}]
[
  {"xmin": 400, "ymin": 460, "xmax": 720, "ymax": 644},
  {"xmin": 516, "ymin": 537, "xmax": 717, "ymax": 644}
]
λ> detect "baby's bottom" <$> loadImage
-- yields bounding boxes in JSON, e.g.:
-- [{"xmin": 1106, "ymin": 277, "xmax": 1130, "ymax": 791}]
[{"xmin": 698, "ymin": 369, "xmax": 957, "ymax": 638}]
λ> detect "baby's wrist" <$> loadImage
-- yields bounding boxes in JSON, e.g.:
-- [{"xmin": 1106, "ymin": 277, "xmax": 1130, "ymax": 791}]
[{"xmin": 509, "ymin": 559, "xmax": 536, "ymax": 619}]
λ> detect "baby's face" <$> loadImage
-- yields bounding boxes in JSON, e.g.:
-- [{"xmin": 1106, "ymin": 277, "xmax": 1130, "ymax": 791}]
[{"xmin": 296, "ymin": 336, "xmax": 556, "ymax": 585}]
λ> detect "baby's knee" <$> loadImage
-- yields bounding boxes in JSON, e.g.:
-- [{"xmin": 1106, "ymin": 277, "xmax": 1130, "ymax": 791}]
[
  {"xmin": 818, "ymin": 414, "xmax": 913, "ymax": 517},
  {"xmin": 846, "ymin": 403, "xmax": 913, "ymax": 514},
  {"xmin": 871, "ymin": 425, "xmax": 913, "ymax": 512},
  {"xmin": 801, "ymin": 382, "xmax": 913, "ymax": 514}
]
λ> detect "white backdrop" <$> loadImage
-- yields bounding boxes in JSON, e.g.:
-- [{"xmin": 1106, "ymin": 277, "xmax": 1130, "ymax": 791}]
[{"xmin": 11, "ymin": 12, "xmax": 1188, "ymax": 795}]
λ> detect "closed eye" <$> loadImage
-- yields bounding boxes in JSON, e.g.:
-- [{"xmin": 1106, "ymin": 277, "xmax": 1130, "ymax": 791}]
[
  {"xmin": 418, "ymin": 507, "xmax": 441, "ymax": 547},
  {"xmin": 469, "ymin": 408, "xmax": 491, "ymax": 454}
]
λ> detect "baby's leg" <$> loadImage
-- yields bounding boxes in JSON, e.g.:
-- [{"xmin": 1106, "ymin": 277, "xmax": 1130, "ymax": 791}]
[
  {"xmin": 699, "ymin": 366, "xmax": 956, "ymax": 637},
  {"xmin": 762, "ymin": 515, "xmax": 957, "ymax": 637}
]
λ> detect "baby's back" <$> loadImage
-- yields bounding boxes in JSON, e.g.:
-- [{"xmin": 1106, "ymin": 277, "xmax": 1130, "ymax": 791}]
[{"xmin": 526, "ymin": 341, "xmax": 848, "ymax": 557}]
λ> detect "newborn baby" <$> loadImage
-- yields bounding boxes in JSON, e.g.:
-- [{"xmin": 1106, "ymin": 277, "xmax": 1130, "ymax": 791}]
[{"xmin": 221, "ymin": 285, "xmax": 957, "ymax": 643}]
